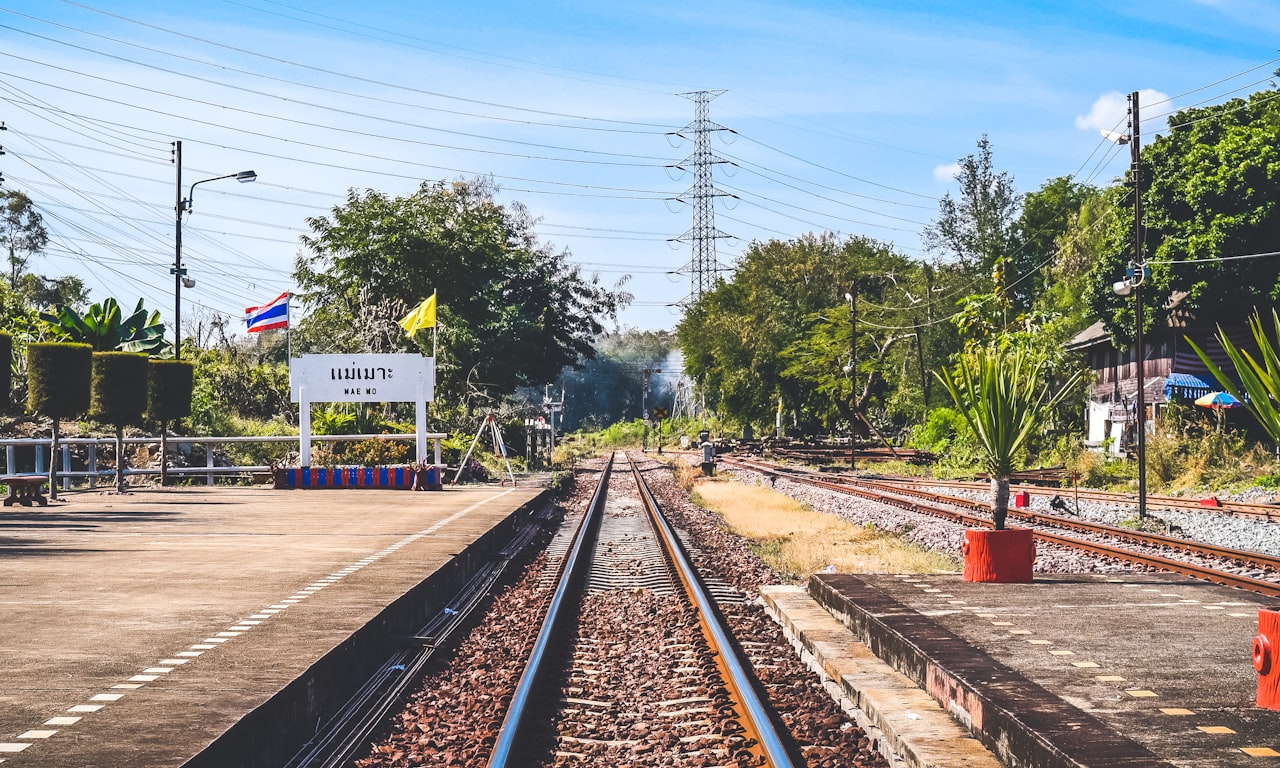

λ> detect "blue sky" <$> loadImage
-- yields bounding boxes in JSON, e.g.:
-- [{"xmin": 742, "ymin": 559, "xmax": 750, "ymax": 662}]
[{"xmin": 1, "ymin": 0, "xmax": 1276, "ymax": 339}]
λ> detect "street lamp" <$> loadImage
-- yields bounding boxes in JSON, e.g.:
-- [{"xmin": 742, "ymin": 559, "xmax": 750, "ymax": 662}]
[
  {"xmin": 172, "ymin": 140, "xmax": 256, "ymax": 359},
  {"xmin": 1104, "ymin": 91, "xmax": 1148, "ymax": 521}
]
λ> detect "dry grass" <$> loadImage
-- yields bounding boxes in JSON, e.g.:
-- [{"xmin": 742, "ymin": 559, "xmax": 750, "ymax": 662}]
[{"xmin": 691, "ymin": 476, "xmax": 958, "ymax": 582}]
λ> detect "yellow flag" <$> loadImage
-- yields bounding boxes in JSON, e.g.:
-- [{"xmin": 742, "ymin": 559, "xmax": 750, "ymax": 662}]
[{"xmin": 399, "ymin": 292, "xmax": 437, "ymax": 335}]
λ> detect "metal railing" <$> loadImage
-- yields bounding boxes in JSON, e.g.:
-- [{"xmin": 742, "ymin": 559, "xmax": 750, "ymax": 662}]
[{"xmin": 0, "ymin": 433, "xmax": 446, "ymax": 489}]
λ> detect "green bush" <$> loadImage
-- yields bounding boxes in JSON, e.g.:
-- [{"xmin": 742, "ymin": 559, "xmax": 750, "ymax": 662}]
[
  {"xmin": 90, "ymin": 351, "xmax": 149, "ymax": 426},
  {"xmin": 216, "ymin": 416, "xmax": 296, "ymax": 468},
  {"xmin": 147, "ymin": 359, "xmax": 195, "ymax": 422},
  {"xmin": 342, "ymin": 438, "xmax": 410, "ymax": 467},
  {"xmin": 27, "ymin": 342, "xmax": 92, "ymax": 418}
]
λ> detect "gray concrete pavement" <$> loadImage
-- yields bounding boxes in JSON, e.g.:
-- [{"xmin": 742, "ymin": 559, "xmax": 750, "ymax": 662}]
[{"xmin": 0, "ymin": 484, "xmax": 543, "ymax": 767}]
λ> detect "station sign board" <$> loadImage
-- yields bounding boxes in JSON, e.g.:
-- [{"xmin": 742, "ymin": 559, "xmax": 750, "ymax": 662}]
[{"xmin": 290, "ymin": 353, "xmax": 434, "ymax": 403}]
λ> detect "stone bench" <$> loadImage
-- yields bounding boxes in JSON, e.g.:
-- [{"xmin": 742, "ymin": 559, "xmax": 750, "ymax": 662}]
[{"xmin": 2, "ymin": 475, "xmax": 48, "ymax": 507}]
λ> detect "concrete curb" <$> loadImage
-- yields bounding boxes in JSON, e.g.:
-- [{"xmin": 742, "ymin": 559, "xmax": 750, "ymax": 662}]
[{"xmin": 759, "ymin": 585, "xmax": 1000, "ymax": 768}]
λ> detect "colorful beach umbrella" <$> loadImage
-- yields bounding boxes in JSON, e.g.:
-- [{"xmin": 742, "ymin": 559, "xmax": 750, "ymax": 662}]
[{"xmin": 1194, "ymin": 391, "xmax": 1242, "ymax": 409}]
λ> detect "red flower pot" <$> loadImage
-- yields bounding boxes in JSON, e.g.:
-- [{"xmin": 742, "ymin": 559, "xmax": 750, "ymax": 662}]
[{"xmin": 961, "ymin": 528, "xmax": 1035, "ymax": 583}]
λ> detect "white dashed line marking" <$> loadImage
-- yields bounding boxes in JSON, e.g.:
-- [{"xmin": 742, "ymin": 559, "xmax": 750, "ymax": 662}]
[{"xmin": 43, "ymin": 717, "xmax": 80, "ymax": 726}]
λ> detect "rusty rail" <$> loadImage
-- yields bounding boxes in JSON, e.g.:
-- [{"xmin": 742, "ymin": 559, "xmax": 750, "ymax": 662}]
[{"xmin": 723, "ymin": 455, "xmax": 1280, "ymax": 598}]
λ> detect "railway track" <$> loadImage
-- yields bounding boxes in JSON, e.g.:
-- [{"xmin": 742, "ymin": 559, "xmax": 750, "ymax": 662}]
[
  {"xmin": 319, "ymin": 454, "xmax": 883, "ymax": 768},
  {"xmin": 882, "ymin": 475, "xmax": 1280, "ymax": 521},
  {"xmin": 722, "ymin": 455, "xmax": 1280, "ymax": 598},
  {"xmin": 743, "ymin": 443, "xmax": 1280, "ymax": 520},
  {"xmin": 490, "ymin": 453, "xmax": 798, "ymax": 767}
]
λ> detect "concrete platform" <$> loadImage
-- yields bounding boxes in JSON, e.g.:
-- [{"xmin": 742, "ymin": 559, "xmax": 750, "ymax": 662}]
[
  {"xmin": 0, "ymin": 484, "xmax": 546, "ymax": 767},
  {"xmin": 791, "ymin": 571, "xmax": 1280, "ymax": 768}
]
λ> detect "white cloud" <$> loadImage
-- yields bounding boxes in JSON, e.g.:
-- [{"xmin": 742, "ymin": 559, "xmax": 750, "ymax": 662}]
[
  {"xmin": 1076, "ymin": 89, "xmax": 1172, "ymax": 133},
  {"xmin": 932, "ymin": 162, "xmax": 962, "ymax": 182}
]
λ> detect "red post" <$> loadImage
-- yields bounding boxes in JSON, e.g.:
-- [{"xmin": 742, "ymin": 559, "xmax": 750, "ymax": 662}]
[
  {"xmin": 1014, "ymin": 491, "xmax": 1030, "ymax": 508},
  {"xmin": 1257, "ymin": 606, "xmax": 1280, "ymax": 710}
]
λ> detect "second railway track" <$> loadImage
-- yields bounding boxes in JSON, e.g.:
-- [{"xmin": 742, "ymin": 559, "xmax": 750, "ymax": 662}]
[{"xmin": 722, "ymin": 454, "xmax": 1280, "ymax": 598}]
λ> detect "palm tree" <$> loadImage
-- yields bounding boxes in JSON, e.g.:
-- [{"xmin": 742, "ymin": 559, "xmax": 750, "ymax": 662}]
[
  {"xmin": 1189, "ymin": 309, "xmax": 1280, "ymax": 445},
  {"xmin": 935, "ymin": 347, "xmax": 1081, "ymax": 529}
]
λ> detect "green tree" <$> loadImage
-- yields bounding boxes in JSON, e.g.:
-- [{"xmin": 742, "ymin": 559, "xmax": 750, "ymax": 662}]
[
  {"xmin": 1011, "ymin": 176, "xmax": 1098, "ymax": 313},
  {"xmin": 1, "ymin": 190, "xmax": 48, "ymax": 291},
  {"xmin": 678, "ymin": 233, "xmax": 927, "ymax": 435},
  {"xmin": 935, "ymin": 347, "xmax": 1081, "ymax": 528},
  {"xmin": 1087, "ymin": 84, "xmax": 1280, "ymax": 342},
  {"xmin": 294, "ymin": 178, "xmax": 628, "ymax": 402},
  {"xmin": 923, "ymin": 136, "xmax": 1020, "ymax": 280}
]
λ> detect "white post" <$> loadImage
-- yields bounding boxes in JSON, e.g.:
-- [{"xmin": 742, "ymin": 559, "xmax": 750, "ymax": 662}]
[
  {"xmin": 61, "ymin": 446, "xmax": 71, "ymax": 490},
  {"xmin": 299, "ymin": 388, "xmax": 312, "ymax": 467},
  {"xmin": 4, "ymin": 446, "xmax": 13, "ymax": 474},
  {"xmin": 415, "ymin": 379, "xmax": 427, "ymax": 464},
  {"xmin": 206, "ymin": 440, "xmax": 215, "ymax": 486}
]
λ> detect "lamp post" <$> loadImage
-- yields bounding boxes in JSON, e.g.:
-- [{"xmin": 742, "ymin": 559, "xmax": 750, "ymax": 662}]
[
  {"xmin": 172, "ymin": 140, "xmax": 257, "ymax": 359},
  {"xmin": 1103, "ymin": 91, "xmax": 1147, "ymax": 521},
  {"xmin": 844, "ymin": 289, "xmax": 857, "ymax": 471}
]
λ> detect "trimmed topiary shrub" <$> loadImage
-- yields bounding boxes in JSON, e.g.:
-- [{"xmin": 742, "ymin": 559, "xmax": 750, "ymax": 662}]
[
  {"xmin": 147, "ymin": 359, "xmax": 195, "ymax": 486},
  {"xmin": 28, "ymin": 342, "xmax": 92, "ymax": 418},
  {"xmin": 91, "ymin": 352, "xmax": 149, "ymax": 426},
  {"xmin": 0, "ymin": 332, "xmax": 11, "ymax": 412},
  {"xmin": 27, "ymin": 342, "xmax": 92, "ymax": 500},
  {"xmin": 91, "ymin": 351, "xmax": 149, "ymax": 492},
  {"xmin": 147, "ymin": 359, "xmax": 195, "ymax": 421}
]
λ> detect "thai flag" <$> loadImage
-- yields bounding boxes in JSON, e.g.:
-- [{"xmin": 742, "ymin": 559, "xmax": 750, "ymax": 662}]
[{"xmin": 245, "ymin": 291, "xmax": 289, "ymax": 333}]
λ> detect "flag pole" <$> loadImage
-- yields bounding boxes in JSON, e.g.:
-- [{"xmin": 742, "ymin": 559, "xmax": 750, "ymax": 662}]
[{"xmin": 285, "ymin": 292, "xmax": 292, "ymax": 362}]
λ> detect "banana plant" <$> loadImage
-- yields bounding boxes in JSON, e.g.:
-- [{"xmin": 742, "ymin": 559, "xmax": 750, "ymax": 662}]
[{"xmin": 40, "ymin": 298, "xmax": 172, "ymax": 355}]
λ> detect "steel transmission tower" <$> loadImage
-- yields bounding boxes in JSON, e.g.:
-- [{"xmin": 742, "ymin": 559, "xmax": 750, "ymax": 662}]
[{"xmin": 674, "ymin": 90, "xmax": 731, "ymax": 302}]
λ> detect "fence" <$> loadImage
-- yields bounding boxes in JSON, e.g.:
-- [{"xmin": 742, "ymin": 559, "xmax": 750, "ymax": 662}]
[{"xmin": 0, "ymin": 433, "xmax": 446, "ymax": 489}]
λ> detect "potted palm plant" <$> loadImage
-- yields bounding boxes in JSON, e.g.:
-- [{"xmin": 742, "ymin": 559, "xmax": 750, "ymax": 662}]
[{"xmin": 935, "ymin": 346, "xmax": 1080, "ymax": 582}]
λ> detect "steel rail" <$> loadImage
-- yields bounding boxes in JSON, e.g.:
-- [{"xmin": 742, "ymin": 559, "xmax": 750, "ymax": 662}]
[
  {"xmin": 728, "ymin": 455, "xmax": 1280, "ymax": 571},
  {"xmin": 871, "ymin": 475, "xmax": 1280, "ymax": 521},
  {"xmin": 628, "ymin": 456, "xmax": 799, "ymax": 768},
  {"xmin": 722, "ymin": 455, "xmax": 1280, "ymax": 598},
  {"xmin": 851, "ymin": 478, "xmax": 1280, "ymax": 575},
  {"xmin": 487, "ymin": 456, "xmax": 613, "ymax": 768}
]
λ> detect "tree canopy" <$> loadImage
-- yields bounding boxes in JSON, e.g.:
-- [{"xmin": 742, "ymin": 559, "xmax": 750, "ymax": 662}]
[
  {"xmin": 677, "ymin": 233, "xmax": 938, "ymax": 435},
  {"xmin": 1087, "ymin": 84, "xmax": 1280, "ymax": 343},
  {"xmin": 294, "ymin": 177, "xmax": 630, "ymax": 403}
]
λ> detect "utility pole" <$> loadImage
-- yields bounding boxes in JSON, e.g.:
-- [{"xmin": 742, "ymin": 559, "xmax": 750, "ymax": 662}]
[
  {"xmin": 673, "ymin": 90, "xmax": 731, "ymax": 303},
  {"xmin": 173, "ymin": 140, "xmax": 184, "ymax": 359},
  {"xmin": 641, "ymin": 367, "xmax": 662, "ymax": 420},
  {"xmin": 1130, "ymin": 90, "xmax": 1148, "ymax": 523}
]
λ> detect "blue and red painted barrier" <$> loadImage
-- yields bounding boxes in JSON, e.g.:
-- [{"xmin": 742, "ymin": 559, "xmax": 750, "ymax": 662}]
[{"xmin": 274, "ymin": 465, "xmax": 443, "ymax": 490}]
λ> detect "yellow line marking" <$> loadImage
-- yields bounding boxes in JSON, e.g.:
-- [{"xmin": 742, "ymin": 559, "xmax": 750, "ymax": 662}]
[
  {"xmin": 1198, "ymin": 726, "xmax": 1236, "ymax": 734},
  {"xmin": 1125, "ymin": 690, "xmax": 1157, "ymax": 698},
  {"xmin": 1159, "ymin": 708, "xmax": 1195, "ymax": 715},
  {"xmin": 1241, "ymin": 747, "xmax": 1280, "ymax": 757}
]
